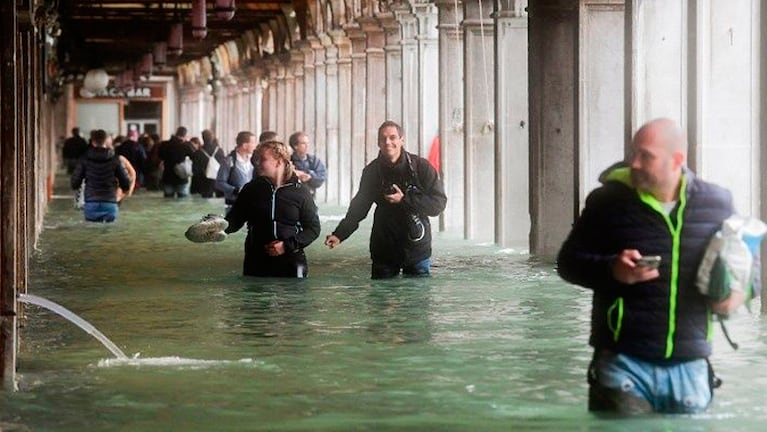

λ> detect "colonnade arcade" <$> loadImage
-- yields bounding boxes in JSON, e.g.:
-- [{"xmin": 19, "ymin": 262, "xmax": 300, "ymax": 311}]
[{"xmin": 176, "ymin": 0, "xmax": 767, "ymax": 260}]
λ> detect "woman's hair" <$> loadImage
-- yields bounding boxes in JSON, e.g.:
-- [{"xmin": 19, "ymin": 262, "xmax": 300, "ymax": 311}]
[{"xmin": 256, "ymin": 140, "xmax": 294, "ymax": 180}]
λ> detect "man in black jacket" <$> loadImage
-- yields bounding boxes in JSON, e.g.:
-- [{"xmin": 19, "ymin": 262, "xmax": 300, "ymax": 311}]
[
  {"xmin": 158, "ymin": 126, "xmax": 195, "ymax": 198},
  {"xmin": 325, "ymin": 121, "xmax": 447, "ymax": 279},
  {"xmin": 71, "ymin": 129, "xmax": 131, "ymax": 222},
  {"xmin": 557, "ymin": 118, "xmax": 736, "ymax": 414}
]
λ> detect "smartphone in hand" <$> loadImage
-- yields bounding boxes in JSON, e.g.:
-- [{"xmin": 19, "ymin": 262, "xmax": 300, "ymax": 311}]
[{"xmin": 636, "ymin": 255, "xmax": 661, "ymax": 270}]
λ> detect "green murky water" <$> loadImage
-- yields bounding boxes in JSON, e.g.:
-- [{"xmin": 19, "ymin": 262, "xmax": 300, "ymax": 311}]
[{"xmin": 1, "ymin": 180, "xmax": 766, "ymax": 431}]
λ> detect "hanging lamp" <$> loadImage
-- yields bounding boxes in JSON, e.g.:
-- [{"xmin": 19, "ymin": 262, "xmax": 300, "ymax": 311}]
[
  {"xmin": 153, "ymin": 42, "xmax": 167, "ymax": 66},
  {"xmin": 215, "ymin": 0, "xmax": 235, "ymax": 21},
  {"xmin": 168, "ymin": 22, "xmax": 184, "ymax": 56},
  {"xmin": 191, "ymin": 0, "xmax": 207, "ymax": 39}
]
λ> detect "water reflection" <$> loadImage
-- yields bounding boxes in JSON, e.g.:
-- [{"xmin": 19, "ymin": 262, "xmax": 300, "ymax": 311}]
[
  {"xmin": 364, "ymin": 280, "xmax": 433, "ymax": 344},
  {"xmin": 5, "ymin": 187, "xmax": 767, "ymax": 431}
]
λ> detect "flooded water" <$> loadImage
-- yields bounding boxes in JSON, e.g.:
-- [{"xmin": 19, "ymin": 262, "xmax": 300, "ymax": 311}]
[{"xmin": 2, "ymin": 183, "xmax": 766, "ymax": 431}]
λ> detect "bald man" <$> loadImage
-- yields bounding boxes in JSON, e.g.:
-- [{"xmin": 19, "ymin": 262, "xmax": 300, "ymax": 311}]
[{"xmin": 557, "ymin": 118, "xmax": 735, "ymax": 414}]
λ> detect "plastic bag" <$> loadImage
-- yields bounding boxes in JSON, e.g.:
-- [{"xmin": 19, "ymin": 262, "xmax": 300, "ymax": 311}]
[
  {"xmin": 173, "ymin": 156, "xmax": 193, "ymax": 179},
  {"xmin": 697, "ymin": 215, "xmax": 767, "ymax": 308}
]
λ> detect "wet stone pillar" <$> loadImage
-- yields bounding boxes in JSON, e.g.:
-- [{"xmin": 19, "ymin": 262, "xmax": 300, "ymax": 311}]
[
  {"xmin": 761, "ymin": 0, "xmax": 767, "ymax": 314},
  {"xmin": 266, "ymin": 60, "xmax": 279, "ymax": 132},
  {"xmin": 578, "ymin": 1, "xmax": 624, "ymax": 206},
  {"xmin": 435, "ymin": 0, "xmax": 465, "ymax": 233},
  {"xmin": 380, "ymin": 9, "xmax": 403, "ymax": 125},
  {"xmin": 346, "ymin": 24, "xmax": 369, "ymax": 195},
  {"xmin": 413, "ymin": 1, "xmax": 440, "ymax": 157},
  {"xmin": 301, "ymin": 43, "xmax": 316, "ymax": 149},
  {"xmin": 283, "ymin": 56, "xmax": 296, "ymax": 137},
  {"xmin": 324, "ymin": 33, "xmax": 340, "ymax": 205},
  {"xmin": 332, "ymin": 31, "xmax": 354, "ymax": 205},
  {"xmin": 251, "ymin": 72, "xmax": 265, "ymax": 137},
  {"xmin": 291, "ymin": 50, "xmax": 305, "ymax": 133},
  {"xmin": 361, "ymin": 18, "xmax": 387, "ymax": 163},
  {"xmin": 625, "ymin": 0, "xmax": 687, "ymax": 139},
  {"xmin": 276, "ymin": 61, "xmax": 287, "ymax": 137},
  {"xmin": 687, "ymin": 0, "xmax": 760, "ymax": 216},
  {"xmin": 463, "ymin": 0, "xmax": 495, "ymax": 242},
  {"xmin": 528, "ymin": 0, "xmax": 578, "ymax": 258},
  {"xmin": 313, "ymin": 36, "xmax": 328, "ymax": 203},
  {"xmin": 0, "ymin": 0, "xmax": 18, "ymax": 390},
  {"xmin": 397, "ymin": 7, "xmax": 419, "ymax": 151},
  {"xmin": 494, "ymin": 1, "xmax": 529, "ymax": 248}
]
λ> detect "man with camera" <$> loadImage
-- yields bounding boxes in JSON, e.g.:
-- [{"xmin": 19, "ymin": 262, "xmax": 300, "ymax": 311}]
[{"xmin": 325, "ymin": 121, "xmax": 447, "ymax": 279}]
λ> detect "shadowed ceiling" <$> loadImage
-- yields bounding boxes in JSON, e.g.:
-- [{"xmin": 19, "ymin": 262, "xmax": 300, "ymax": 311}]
[{"xmin": 53, "ymin": 0, "xmax": 308, "ymax": 75}]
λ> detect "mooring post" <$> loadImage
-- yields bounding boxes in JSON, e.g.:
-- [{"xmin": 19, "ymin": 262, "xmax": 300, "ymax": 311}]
[{"xmin": 0, "ymin": 0, "xmax": 19, "ymax": 390}]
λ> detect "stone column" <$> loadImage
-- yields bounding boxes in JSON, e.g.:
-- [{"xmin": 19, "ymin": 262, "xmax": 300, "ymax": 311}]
[
  {"xmin": 276, "ymin": 61, "xmax": 287, "ymax": 137},
  {"xmin": 761, "ymin": 0, "xmax": 767, "ymax": 314},
  {"xmin": 625, "ymin": 0, "xmax": 687, "ymax": 142},
  {"xmin": 413, "ymin": 1, "xmax": 440, "ymax": 157},
  {"xmin": 436, "ymin": 0, "xmax": 465, "ymax": 233},
  {"xmin": 379, "ymin": 9, "xmax": 403, "ymax": 124},
  {"xmin": 346, "ymin": 25, "xmax": 369, "ymax": 194},
  {"xmin": 528, "ymin": 0, "xmax": 578, "ymax": 258},
  {"xmin": 282, "ymin": 55, "xmax": 296, "ymax": 136},
  {"xmin": 332, "ymin": 30, "xmax": 354, "ymax": 205},
  {"xmin": 291, "ymin": 50, "xmax": 305, "ymax": 132},
  {"xmin": 494, "ymin": 0, "xmax": 529, "ymax": 248},
  {"xmin": 313, "ymin": 36, "xmax": 328, "ymax": 203},
  {"xmin": 397, "ymin": 7, "xmax": 419, "ymax": 150},
  {"xmin": 301, "ymin": 43, "xmax": 316, "ymax": 146},
  {"xmin": 463, "ymin": 0, "xmax": 495, "ymax": 242},
  {"xmin": 361, "ymin": 18, "xmax": 387, "ymax": 163},
  {"xmin": 266, "ymin": 59, "xmax": 279, "ymax": 132},
  {"xmin": 688, "ymin": 0, "xmax": 761, "ymax": 216},
  {"xmin": 578, "ymin": 1, "xmax": 625, "ymax": 205},
  {"xmin": 323, "ymin": 33, "xmax": 340, "ymax": 204},
  {"xmin": 0, "ymin": 0, "xmax": 18, "ymax": 389}
]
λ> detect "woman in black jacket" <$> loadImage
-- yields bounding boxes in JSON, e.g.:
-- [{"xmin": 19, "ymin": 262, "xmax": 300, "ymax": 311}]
[{"xmin": 225, "ymin": 140, "xmax": 320, "ymax": 277}]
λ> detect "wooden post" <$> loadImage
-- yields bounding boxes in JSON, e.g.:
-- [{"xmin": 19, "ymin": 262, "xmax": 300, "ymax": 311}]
[{"xmin": 0, "ymin": 0, "xmax": 19, "ymax": 390}]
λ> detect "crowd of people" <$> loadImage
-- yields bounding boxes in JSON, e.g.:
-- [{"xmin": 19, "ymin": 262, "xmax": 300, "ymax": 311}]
[
  {"xmin": 67, "ymin": 120, "xmax": 447, "ymax": 280},
  {"xmin": 65, "ymin": 117, "xmax": 757, "ymax": 416}
]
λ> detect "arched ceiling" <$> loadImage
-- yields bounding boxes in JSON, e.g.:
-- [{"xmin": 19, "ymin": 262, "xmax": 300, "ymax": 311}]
[{"xmin": 52, "ymin": 0, "xmax": 313, "ymax": 76}]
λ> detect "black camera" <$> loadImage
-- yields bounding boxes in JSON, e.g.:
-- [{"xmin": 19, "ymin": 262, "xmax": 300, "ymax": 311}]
[{"xmin": 384, "ymin": 184, "xmax": 398, "ymax": 195}]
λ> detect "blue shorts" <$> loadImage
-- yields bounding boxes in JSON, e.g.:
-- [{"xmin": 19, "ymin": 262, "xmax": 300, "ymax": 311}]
[
  {"xmin": 591, "ymin": 350, "xmax": 712, "ymax": 414},
  {"xmin": 83, "ymin": 201, "xmax": 119, "ymax": 223}
]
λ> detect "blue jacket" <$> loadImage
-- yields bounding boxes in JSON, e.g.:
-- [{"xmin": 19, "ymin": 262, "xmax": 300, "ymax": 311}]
[
  {"xmin": 215, "ymin": 151, "xmax": 254, "ymax": 205},
  {"xmin": 557, "ymin": 165, "xmax": 733, "ymax": 361},
  {"xmin": 291, "ymin": 153, "xmax": 326, "ymax": 193}
]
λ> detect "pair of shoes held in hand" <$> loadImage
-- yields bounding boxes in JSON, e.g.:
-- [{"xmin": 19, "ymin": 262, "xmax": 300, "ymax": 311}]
[{"xmin": 185, "ymin": 214, "xmax": 229, "ymax": 243}]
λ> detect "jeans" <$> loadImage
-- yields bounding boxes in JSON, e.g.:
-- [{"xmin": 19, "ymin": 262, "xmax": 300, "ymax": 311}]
[
  {"xmin": 163, "ymin": 181, "xmax": 190, "ymax": 198},
  {"xmin": 371, "ymin": 258, "xmax": 431, "ymax": 279},
  {"xmin": 589, "ymin": 350, "xmax": 712, "ymax": 414},
  {"xmin": 83, "ymin": 201, "xmax": 119, "ymax": 222}
]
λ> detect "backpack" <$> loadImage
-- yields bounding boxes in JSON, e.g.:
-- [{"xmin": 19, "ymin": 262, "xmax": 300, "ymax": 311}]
[{"xmin": 203, "ymin": 146, "xmax": 220, "ymax": 180}]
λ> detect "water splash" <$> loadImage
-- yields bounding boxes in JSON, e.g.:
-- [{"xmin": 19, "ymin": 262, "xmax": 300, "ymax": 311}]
[
  {"xmin": 97, "ymin": 356, "xmax": 259, "ymax": 369},
  {"xmin": 18, "ymin": 293, "xmax": 128, "ymax": 359}
]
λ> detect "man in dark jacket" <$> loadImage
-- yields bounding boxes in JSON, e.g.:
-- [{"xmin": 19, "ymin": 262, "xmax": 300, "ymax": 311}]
[
  {"xmin": 289, "ymin": 131, "xmax": 326, "ymax": 196},
  {"xmin": 325, "ymin": 121, "xmax": 447, "ymax": 279},
  {"xmin": 225, "ymin": 140, "xmax": 320, "ymax": 278},
  {"xmin": 62, "ymin": 127, "xmax": 89, "ymax": 174},
  {"xmin": 158, "ymin": 126, "xmax": 195, "ymax": 198},
  {"xmin": 557, "ymin": 118, "xmax": 735, "ymax": 414},
  {"xmin": 70, "ymin": 129, "xmax": 131, "ymax": 222}
]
